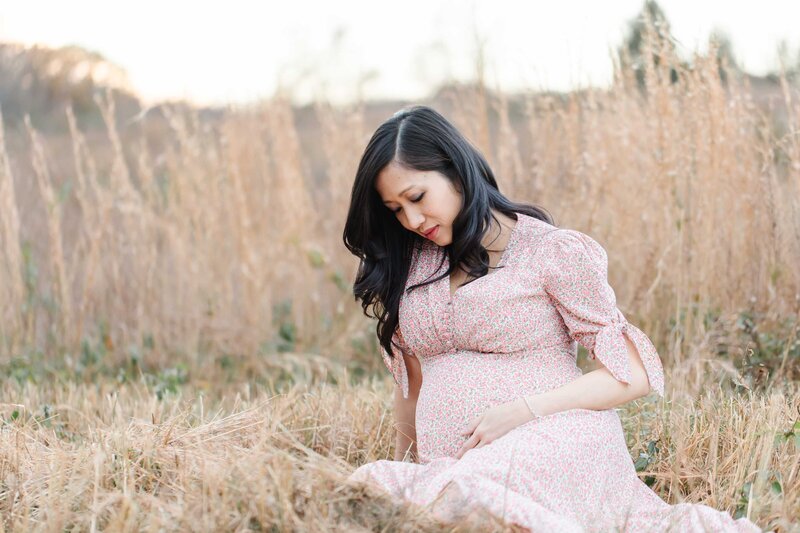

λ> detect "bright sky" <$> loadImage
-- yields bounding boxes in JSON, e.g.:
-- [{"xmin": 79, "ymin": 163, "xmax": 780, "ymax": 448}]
[{"xmin": 1, "ymin": 1, "xmax": 799, "ymax": 107}]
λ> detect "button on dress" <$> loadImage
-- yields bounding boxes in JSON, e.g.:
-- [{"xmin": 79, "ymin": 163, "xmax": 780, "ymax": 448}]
[{"xmin": 348, "ymin": 213, "xmax": 761, "ymax": 533}]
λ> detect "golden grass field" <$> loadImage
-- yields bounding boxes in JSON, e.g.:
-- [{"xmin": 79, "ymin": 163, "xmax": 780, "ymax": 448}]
[{"xmin": 0, "ymin": 33, "xmax": 799, "ymax": 531}]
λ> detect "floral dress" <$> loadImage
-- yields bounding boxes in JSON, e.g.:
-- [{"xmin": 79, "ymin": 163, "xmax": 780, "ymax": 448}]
[{"xmin": 348, "ymin": 212, "xmax": 761, "ymax": 532}]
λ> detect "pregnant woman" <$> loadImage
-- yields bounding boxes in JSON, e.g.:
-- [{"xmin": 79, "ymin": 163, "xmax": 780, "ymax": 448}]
[{"xmin": 342, "ymin": 105, "xmax": 761, "ymax": 532}]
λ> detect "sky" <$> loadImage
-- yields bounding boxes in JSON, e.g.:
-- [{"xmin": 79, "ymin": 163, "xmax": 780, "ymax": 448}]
[{"xmin": 1, "ymin": 0, "xmax": 799, "ymax": 107}]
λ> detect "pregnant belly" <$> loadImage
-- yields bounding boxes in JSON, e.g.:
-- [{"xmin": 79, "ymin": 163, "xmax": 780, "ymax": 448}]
[{"xmin": 415, "ymin": 350, "xmax": 583, "ymax": 463}]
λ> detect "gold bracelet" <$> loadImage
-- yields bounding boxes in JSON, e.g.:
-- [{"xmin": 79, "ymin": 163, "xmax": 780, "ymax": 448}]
[{"xmin": 522, "ymin": 396, "xmax": 541, "ymax": 420}]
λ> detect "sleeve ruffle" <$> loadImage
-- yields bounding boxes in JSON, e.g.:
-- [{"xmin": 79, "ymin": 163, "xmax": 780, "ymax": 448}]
[
  {"xmin": 542, "ymin": 229, "xmax": 666, "ymax": 398},
  {"xmin": 591, "ymin": 316, "xmax": 665, "ymax": 397},
  {"xmin": 379, "ymin": 327, "xmax": 414, "ymax": 399}
]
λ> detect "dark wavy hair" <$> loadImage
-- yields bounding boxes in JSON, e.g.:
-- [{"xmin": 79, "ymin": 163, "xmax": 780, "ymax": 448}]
[{"xmin": 342, "ymin": 105, "xmax": 553, "ymax": 364}]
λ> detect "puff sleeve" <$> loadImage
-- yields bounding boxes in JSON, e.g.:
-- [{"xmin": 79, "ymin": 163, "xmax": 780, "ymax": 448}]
[
  {"xmin": 379, "ymin": 327, "xmax": 416, "ymax": 399},
  {"xmin": 542, "ymin": 229, "xmax": 665, "ymax": 397}
]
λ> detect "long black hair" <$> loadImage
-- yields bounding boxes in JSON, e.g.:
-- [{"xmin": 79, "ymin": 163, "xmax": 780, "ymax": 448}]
[{"xmin": 342, "ymin": 105, "xmax": 553, "ymax": 363}]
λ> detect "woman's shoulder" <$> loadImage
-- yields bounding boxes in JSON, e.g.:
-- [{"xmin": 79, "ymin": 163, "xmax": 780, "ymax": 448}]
[
  {"xmin": 513, "ymin": 213, "xmax": 562, "ymax": 251},
  {"xmin": 513, "ymin": 214, "xmax": 607, "ymax": 266}
]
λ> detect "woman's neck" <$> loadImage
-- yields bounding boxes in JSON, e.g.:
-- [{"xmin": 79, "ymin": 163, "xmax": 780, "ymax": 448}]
[{"xmin": 481, "ymin": 210, "xmax": 515, "ymax": 252}]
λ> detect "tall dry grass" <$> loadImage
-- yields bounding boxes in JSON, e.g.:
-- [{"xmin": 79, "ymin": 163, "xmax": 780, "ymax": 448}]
[
  {"xmin": 0, "ymin": 27, "xmax": 799, "ymax": 532},
  {"xmin": 0, "ymin": 45, "xmax": 797, "ymax": 376}
]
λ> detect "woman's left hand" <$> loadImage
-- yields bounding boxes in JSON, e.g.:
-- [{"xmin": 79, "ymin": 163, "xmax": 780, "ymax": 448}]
[{"xmin": 455, "ymin": 398, "xmax": 537, "ymax": 460}]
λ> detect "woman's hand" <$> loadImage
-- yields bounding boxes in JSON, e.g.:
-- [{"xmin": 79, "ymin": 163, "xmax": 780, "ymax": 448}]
[{"xmin": 455, "ymin": 397, "xmax": 538, "ymax": 460}]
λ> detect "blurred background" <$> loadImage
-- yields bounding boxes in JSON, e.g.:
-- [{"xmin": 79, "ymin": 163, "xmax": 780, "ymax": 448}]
[
  {"xmin": 1, "ymin": 0, "xmax": 799, "ymax": 393},
  {"xmin": 1, "ymin": 2, "xmax": 799, "ymax": 530}
]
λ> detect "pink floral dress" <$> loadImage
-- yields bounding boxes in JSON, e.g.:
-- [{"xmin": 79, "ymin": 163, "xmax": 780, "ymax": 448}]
[{"xmin": 348, "ymin": 213, "xmax": 761, "ymax": 532}]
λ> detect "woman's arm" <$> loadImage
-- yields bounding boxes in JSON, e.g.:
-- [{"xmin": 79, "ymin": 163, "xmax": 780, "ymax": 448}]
[
  {"xmin": 392, "ymin": 351, "xmax": 422, "ymax": 462},
  {"xmin": 523, "ymin": 333, "xmax": 651, "ymax": 418},
  {"xmin": 524, "ymin": 228, "xmax": 666, "ymax": 419}
]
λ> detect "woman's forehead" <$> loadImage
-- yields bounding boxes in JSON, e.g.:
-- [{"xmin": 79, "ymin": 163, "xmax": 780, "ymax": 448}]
[{"xmin": 376, "ymin": 166, "xmax": 434, "ymax": 198}]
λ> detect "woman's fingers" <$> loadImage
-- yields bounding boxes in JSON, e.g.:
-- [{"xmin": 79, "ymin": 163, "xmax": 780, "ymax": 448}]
[
  {"xmin": 456, "ymin": 432, "xmax": 481, "ymax": 459},
  {"xmin": 461, "ymin": 416, "xmax": 481, "ymax": 435}
]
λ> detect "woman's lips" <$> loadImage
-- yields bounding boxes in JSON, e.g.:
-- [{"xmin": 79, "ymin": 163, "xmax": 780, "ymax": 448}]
[{"xmin": 423, "ymin": 226, "xmax": 439, "ymax": 239}]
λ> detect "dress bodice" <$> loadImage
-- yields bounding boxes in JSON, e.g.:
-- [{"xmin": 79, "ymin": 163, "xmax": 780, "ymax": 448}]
[{"xmin": 380, "ymin": 213, "xmax": 665, "ymax": 402}]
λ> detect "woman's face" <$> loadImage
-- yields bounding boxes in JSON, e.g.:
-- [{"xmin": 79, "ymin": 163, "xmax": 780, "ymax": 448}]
[{"xmin": 375, "ymin": 161, "xmax": 462, "ymax": 245}]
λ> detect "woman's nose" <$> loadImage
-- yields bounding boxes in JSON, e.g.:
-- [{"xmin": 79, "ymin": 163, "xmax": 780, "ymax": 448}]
[{"xmin": 406, "ymin": 209, "xmax": 425, "ymax": 229}]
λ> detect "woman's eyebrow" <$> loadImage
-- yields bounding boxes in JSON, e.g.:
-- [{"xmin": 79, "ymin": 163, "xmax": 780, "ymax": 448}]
[{"xmin": 382, "ymin": 185, "xmax": 418, "ymax": 204}]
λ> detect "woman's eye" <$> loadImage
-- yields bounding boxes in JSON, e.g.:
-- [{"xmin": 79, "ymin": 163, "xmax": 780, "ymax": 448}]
[{"xmin": 391, "ymin": 193, "xmax": 424, "ymax": 214}]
